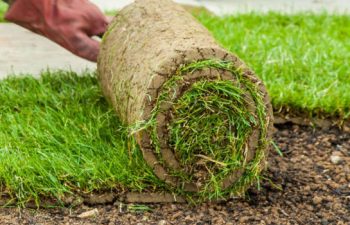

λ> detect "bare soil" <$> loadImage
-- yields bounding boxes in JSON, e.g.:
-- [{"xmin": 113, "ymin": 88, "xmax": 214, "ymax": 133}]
[{"xmin": 0, "ymin": 123, "xmax": 349, "ymax": 224}]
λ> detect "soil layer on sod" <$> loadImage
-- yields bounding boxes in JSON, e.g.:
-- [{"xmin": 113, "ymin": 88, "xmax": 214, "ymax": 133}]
[
  {"xmin": 98, "ymin": 0, "xmax": 273, "ymax": 200},
  {"xmin": 1, "ymin": 124, "xmax": 349, "ymax": 224}
]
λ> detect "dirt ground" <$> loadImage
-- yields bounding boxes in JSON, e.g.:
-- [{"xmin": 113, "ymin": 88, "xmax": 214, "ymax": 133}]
[{"xmin": 0, "ymin": 123, "xmax": 349, "ymax": 225}]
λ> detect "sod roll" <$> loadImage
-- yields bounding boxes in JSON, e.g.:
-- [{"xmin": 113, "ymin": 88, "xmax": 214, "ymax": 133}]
[{"xmin": 98, "ymin": 0, "xmax": 273, "ymax": 200}]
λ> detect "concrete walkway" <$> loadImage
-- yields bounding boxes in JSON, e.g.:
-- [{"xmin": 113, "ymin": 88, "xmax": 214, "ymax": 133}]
[
  {"xmin": 1, "ymin": 0, "xmax": 350, "ymax": 79},
  {"xmin": 91, "ymin": 0, "xmax": 350, "ymax": 14},
  {"xmin": 0, "ymin": 24, "xmax": 95, "ymax": 78}
]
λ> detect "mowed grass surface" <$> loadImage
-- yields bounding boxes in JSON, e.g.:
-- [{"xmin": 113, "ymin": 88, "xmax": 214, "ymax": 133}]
[
  {"xmin": 0, "ymin": 2, "xmax": 7, "ymax": 22},
  {"xmin": 0, "ymin": 72, "xmax": 161, "ymax": 204},
  {"xmin": 0, "ymin": 13, "xmax": 350, "ymax": 203},
  {"xmin": 198, "ymin": 13, "xmax": 350, "ymax": 119}
]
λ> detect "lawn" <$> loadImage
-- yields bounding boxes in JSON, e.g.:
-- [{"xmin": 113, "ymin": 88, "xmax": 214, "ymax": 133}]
[
  {"xmin": 198, "ymin": 12, "xmax": 350, "ymax": 119},
  {"xmin": 0, "ymin": 2, "xmax": 7, "ymax": 22},
  {"xmin": 1, "ymin": 12, "xmax": 350, "ymax": 204},
  {"xmin": 0, "ymin": 72, "xmax": 162, "ymax": 204}
]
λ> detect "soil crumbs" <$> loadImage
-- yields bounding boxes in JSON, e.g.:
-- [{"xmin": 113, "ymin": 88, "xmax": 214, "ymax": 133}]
[{"xmin": 1, "ymin": 124, "xmax": 349, "ymax": 225}]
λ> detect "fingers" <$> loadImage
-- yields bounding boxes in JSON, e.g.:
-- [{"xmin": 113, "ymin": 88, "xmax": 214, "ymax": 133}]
[
  {"xmin": 83, "ymin": 2, "xmax": 109, "ymax": 37},
  {"xmin": 5, "ymin": 0, "xmax": 107, "ymax": 62},
  {"xmin": 106, "ymin": 16, "xmax": 114, "ymax": 24},
  {"xmin": 96, "ymin": 16, "xmax": 114, "ymax": 38},
  {"xmin": 67, "ymin": 33, "xmax": 100, "ymax": 62},
  {"xmin": 90, "ymin": 15, "xmax": 110, "ymax": 38}
]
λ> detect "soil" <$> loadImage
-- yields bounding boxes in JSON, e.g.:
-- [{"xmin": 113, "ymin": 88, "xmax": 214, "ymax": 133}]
[{"xmin": 1, "ymin": 123, "xmax": 349, "ymax": 225}]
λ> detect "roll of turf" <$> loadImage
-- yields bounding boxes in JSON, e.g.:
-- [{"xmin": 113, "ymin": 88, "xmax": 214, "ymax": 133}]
[{"xmin": 98, "ymin": 0, "xmax": 273, "ymax": 200}]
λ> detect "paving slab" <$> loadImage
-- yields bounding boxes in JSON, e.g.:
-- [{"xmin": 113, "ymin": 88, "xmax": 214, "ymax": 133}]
[
  {"xmin": 1, "ymin": 0, "xmax": 350, "ymax": 78},
  {"xmin": 91, "ymin": 0, "xmax": 350, "ymax": 14},
  {"xmin": 0, "ymin": 24, "xmax": 95, "ymax": 79}
]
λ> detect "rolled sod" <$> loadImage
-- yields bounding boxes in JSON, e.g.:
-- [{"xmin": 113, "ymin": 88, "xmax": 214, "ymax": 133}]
[{"xmin": 98, "ymin": 0, "xmax": 273, "ymax": 200}]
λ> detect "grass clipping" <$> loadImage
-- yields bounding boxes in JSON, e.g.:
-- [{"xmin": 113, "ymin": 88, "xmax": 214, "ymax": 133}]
[{"xmin": 98, "ymin": 0, "xmax": 273, "ymax": 201}]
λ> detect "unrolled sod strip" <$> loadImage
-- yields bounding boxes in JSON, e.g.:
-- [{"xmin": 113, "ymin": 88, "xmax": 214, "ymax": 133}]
[{"xmin": 98, "ymin": 0, "xmax": 273, "ymax": 200}]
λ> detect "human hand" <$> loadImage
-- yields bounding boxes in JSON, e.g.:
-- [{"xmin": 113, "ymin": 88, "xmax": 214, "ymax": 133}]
[{"xmin": 5, "ymin": 0, "xmax": 108, "ymax": 62}]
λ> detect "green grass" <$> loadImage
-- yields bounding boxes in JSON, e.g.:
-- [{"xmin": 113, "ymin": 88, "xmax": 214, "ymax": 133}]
[
  {"xmin": 1, "ymin": 12, "xmax": 350, "ymax": 204},
  {"xmin": 131, "ymin": 60, "xmax": 270, "ymax": 200},
  {"xmin": 0, "ymin": 71, "xmax": 163, "ymax": 205},
  {"xmin": 0, "ymin": 2, "xmax": 7, "ymax": 22},
  {"xmin": 170, "ymin": 80, "xmax": 253, "ymax": 166},
  {"xmin": 197, "ymin": 12, "xmax": 350, "ymax": 119}
]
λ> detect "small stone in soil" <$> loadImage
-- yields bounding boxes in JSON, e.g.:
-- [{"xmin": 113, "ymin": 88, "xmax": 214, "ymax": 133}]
[
  {"xmin": 330, "ymin": 155, "xmax": 343, "ymax": 165},
  {"xmin": 77, "ymin": 208, "xmax": 99, "ymax": 219},
  {"xmin": 158, "ymin": 220, "xmax": 167, "ymax": 225},
  {"xmin": 321, "ymin": 219, "xmax": 329, "ymax": 225},
  {"xmin": 312, "ymin": 196, "xmax": 323, "ymax": 205}
]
